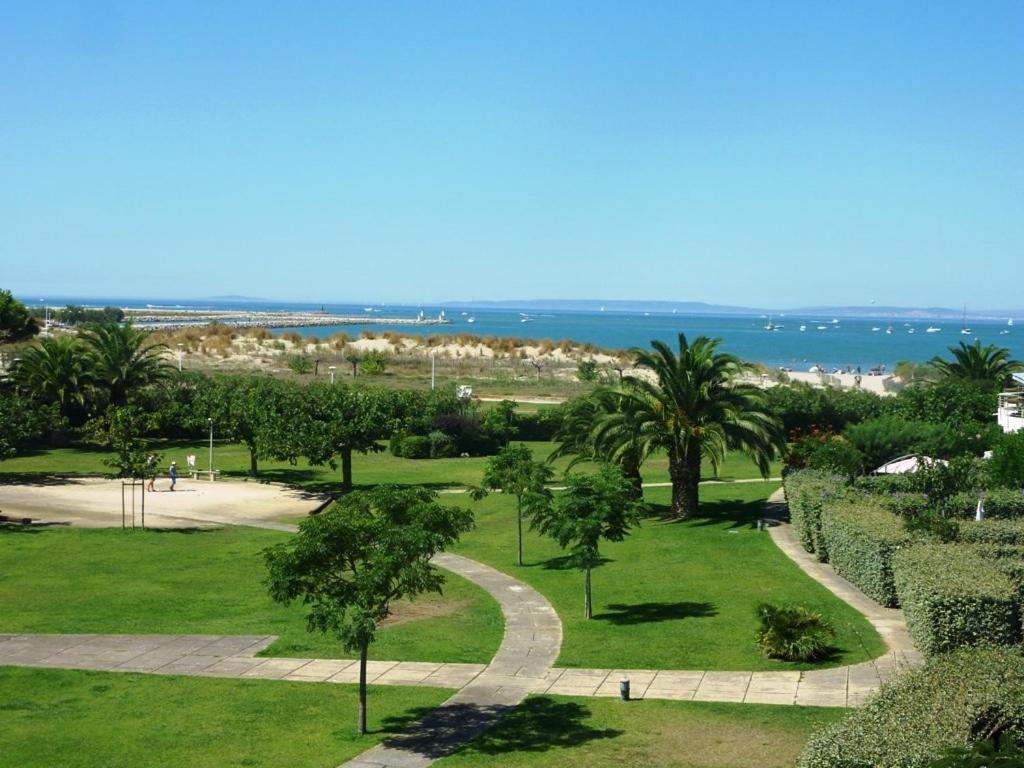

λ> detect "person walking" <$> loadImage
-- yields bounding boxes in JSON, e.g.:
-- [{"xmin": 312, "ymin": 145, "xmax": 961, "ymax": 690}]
[
  {"xmin": 169, "ymin": 461, "xmax": 178, "ymax": 492},
  {"xmin": 145, "ymin": 454, "xmax": 157, "ymax": 492}
]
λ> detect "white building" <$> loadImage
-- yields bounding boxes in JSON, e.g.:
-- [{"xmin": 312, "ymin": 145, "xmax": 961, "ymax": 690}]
[{"xmin": 997, "ymin": 372, "xmax": 1024, "ymax": 434}]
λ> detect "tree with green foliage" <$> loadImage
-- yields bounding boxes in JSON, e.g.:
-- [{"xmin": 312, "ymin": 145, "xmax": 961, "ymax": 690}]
[
  {"xmin": 80, "ymin": 322, "xmax": 170, "ymax": 407},
  {"xmin": 0, "ymin": 386, "xmax": 57, "ymax": 459},
  {"xmin": 286, "ymin": 355, "xmax": 314, "ymax": 375},
  {"xmin": 56, "ymin": 305, "xmax": 125, "ymax": 326},
  {"xmin": 360, "ymin": 350, "xmax": 389, "ymax": 375},
  {"xmin": 473, "ymin": 443, "xmax": 553, "ymax": 566},
  {"xmin": 0, "ymin": 289, "xmax": 39, "ymax": 344},
  {"xmin": 11, "ymin": 335, "xmax": 93, "ymax": 424},
  {"xmin": 299, "ymin": 383, "xmax": 398, "ymax": 492},
  {"xmin": 264, "ymin": 486, "xmax": 473, "ymax": 735},
  {"xmin": 530, "ymin": 464, "xmax": 642, "ymax": 619},
  {"xmin": 988, "ymin": 431, "xmax": 1024, "ymax": 490},
  {"xmin": 929, "ymin": 340, "xmax": 1023, "ymax": 388},
  {"xmin": 623, "ymin": 334, "xmax": 783, "ymax": 519},
  {"xmin": 575, "ymin": 359, "xmax": 600, "ymax": 382},
  {"xmin": 480, "ymin": 399, "xmax": 519, "ymax": 446},
  {"xmin": 86, "ymin": 406, "xmax": 159, "ymax": 478}
]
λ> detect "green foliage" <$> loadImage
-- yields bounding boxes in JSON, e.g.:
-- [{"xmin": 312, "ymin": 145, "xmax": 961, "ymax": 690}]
[
  {"xmin": 929, "ymin": 740, "xmax": 1024, "ymax": 768},
  {"xmin": 263, "ymin": 485, "xmax": 473, "ymax": 733},
  {"xmin": 0, "ymin": 289, "xmax": 39, "ymax": 343},
  {"xmin": 819, "ymin": 500, "xmax": 916, "ymax": 606},
  {"xmin": 929, "ymin": 340, "xmax": 1023, "ymax": 388},
  {"xmin": 799, "ymin": 647, "xmax": 1024, "ymax": 768},
  {"xmin": 623, "ymin": 333, "xmax": 783, "ymax": 518},
  {"xmin": 0, "ymin": 386, "xmax": 57, "ymax": 458},
  {"xmin": 990, "ymin": 431, "xmax": 1024, "ymax": 489},
  {"xmin": 55, "ymin": 304, "xmax": 124, "ymax": 326},
  {"xmin": 844, "ymin": 416, "xmax": 956, "ymax": 470},
  {"xmin": 880, "ymin": 492, "xmax": 932, "ymax": 518},
  {"xmin": 755, "ymin": 603, "xmax": 835, "ymax": 662},
  {"xmin": 79, "ymin": 322, "xmax": 170, "ymax": 408},
  {"xmin": 530, "ymin": 464, "xmax": 643, "ymax": 618},
  {"xmin": 427, "ymin": 430, "xmax": 457, "ymax": 458},
  {"xmin": 892, "ymin": 379, "xmax": 1000, "ymax": 428},
  {"xmin": 904, "ymin": 510, "xmax": 960, "ymax": 543},
  {"xmin": 360, "ymin": 350, "xmax": 389, "ymax": 375},
  {"xmin": 959, "ymin": 519, "xmax": 1024, "ymax": 546},
  {"xmin": 905, "ymin": 457, "xmax": 988, "ymax": 509},
  {"xmin": 893, "ymin": 544, "xmax": 1020, "ymax": 656},
  {"xmin": 766, "ymin": 382, "xmax": 885, "ymax": 437},
  {"xmin": 11, "ymin": 335, "xmax": 93, "ymax": 423},
  {"xmin": 786, "ymin": 433, "xmax": 866, "ymax": 478},
  {"xmin": 514, "ymin": 404, "xmax": 565, "ymax": 441},
  {"xmin": 947, "ymin": 488, "xmax": 1024, "ymax": 519},
  {"xmin": 575, "ymin": 359, "xmax": 600, "ymax": 382},
  {"xmin": 85, "ymin": 406, "xmax": 160, "ymax": 478},
  {"xmin": 286, "ymin": 355, "xmax": 313, "ymax": 374},
  {"xmin": 480, "ymin": 399, "xmax": 519, "ymax": 445},
  {"xmin": 782, "ymin": 470, "xmax": 849, "ymax": 559},
  {"xmin": 397, "ymin": 434, "xmax": 431, "ymax": 459}
]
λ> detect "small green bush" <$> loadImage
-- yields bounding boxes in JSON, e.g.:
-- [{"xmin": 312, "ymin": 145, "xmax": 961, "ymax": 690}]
[
  {"xmin": 988, "ymin": 431, "xmax": 1024, "ymax": 490},
  {"xmin": 880, "ymin": 492, "xmax": 932, "ymax": 518},
  {"xmin": 929, "ymin": 740, "xmax": 1024, "ymax": 767},
  {"xmin": 428, "ymin": 430, "xmax": 457, "ymax": 459},
  {"xmin": 904, "ymin": 510, "xmax": 960, "ymax": 543},
  {"xmin": 286, "ymin": 355, "xmax": 313, "ymax": 374},
  {"xmin": 755, "ymin": 603, "xmax": 835, "ymax": 661},
  {"xmin": 947, "ymin": 489, "xmax": 1024, "ymax": 520},
  {"xmin": 798, "ymin": 647, "xmax": 1024, "ymax": 768},
  {"xmin": 397, "ymin": 435, "xmax": 431, "ymax": 459},
  {"xmin": 844, "ymin": 416, "xmax": 954, "ymax": 470},
  {"xmin": 783, "ymin": 470, "xmax": 848, "ymax": 560},
  {"xmin": 893, "ymin": 544, "xmax": 1020, "ymax": 656},
  {"xmin": 819, "ymin": 500, "xmax": 915, "ymax": 606},
  {"xmin": 959, "ymin": 520, "xmax": 1024, "ymax": 546}
]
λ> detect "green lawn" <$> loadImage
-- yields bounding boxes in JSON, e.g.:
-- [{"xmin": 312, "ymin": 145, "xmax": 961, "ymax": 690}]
[
  {"xmin": 0, "ymin": 666, "xmax": 450, "ymax": 768},
  {"xmin": 0, "ymin": 526, "xmax": 503, "ymax": 664},
  {"xmin": 450, "ymin": 483, "xmax": 885, "ymax": 670},
  {"xmin": 436, "ymin": 695, "xmax": 845, "ymax": 768},
  {"xmin": 0, "ymin": 440, "xmax": 780, "ymax": 490}
]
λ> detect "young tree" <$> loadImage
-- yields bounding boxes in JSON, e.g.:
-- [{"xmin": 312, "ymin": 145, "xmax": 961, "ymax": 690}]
[
  {"xmin": 473, "ymin": 444, "xmax": 553, "ymax": 566},
  {"xmin": 0, "ymin": 289, "xmax": 39, "ymax": 344},
  {"xmin": 0, "ymin": 386, "xmax": 57, "ymax": 459},
  {"xmin": 86, "ymin": 405, "xmax": 159, "ymax": 478},
  {"xmin": 531, "ymin": 465, "xmax": 643, "ymax": 619},
  {"xmin": 480, "ymin": 399, "xmax": 519, "ymax": 446},
  {"xmin": 264, "ymin": 486, "xmax": 473, "ymax": 735}
]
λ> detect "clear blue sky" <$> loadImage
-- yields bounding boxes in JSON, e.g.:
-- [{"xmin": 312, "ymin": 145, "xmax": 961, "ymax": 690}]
[{"xmin": 2, "ymin": 2, "xmax": 1022, "ymax": 308}]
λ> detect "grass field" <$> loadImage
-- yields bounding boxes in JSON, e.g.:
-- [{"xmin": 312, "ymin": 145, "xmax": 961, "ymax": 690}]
[
  {"xmin": 450, "ymin": 483, "xmax": 884, "ymax": 671},
  {"xmin": 0, "ymin": 666, "xmax": 451, "ymax": 768},
  {"xmin": 0, "ymin": 440, "xmax": 781, "ymax": 490},
  {"xmin": 0, "ymin": 526, "xmax": 503, "ymax": 664}
]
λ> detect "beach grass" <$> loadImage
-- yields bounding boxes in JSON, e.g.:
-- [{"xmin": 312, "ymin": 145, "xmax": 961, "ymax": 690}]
[
  {"xmin": 0, "ymin": 666, "xmax": 451, "ymax": 768},
  {"xmin": 0, "ymin": 525, "xmax": 503, "ymax": 664},
  {"xmin": 449, "ymin": 482, "xmax": 884, "ymax": 671}
]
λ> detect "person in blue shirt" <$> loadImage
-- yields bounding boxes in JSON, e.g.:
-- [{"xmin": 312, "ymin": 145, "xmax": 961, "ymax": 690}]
[{"xmin": 169, "ymin": 461, "xmax": 178, "ymax": 491}]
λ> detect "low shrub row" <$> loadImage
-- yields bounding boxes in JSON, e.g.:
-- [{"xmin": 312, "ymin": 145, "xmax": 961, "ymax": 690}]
[
  {"xmin": 799, "ymin": 647, "xmax": 1024, "ymax": 768},
  {"xmin": 819, "ymin": 500, "xmax": 914, "ymax": 606},
  {"xmin": 783, "ymin": 470, "xmax": 847, "ymax": 560},
  {"xmin": 893, "ymin": 544, "xmax": 1020, "ymax": 656},
  {"xmin": 958, "ymin": 519, "xmax": 1024, "ymax": 546},
  {"xmin": 947, "ymin": 488, "xmax": 1024, "ymax": 520}
]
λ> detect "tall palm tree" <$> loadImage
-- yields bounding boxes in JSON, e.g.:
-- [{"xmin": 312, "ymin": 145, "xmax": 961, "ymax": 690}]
[
  {"xmin": 623, "ymin": 334, "xmax": 782, "ymax": 519},
  {"xmin": 929, "ymin": 340, "xmax": 1023, "ymax": 387},
  {"xmin": 80, "ymin": 322, "xmax": 170, "ymax": 407},
  {"xmin": 12, "ymin": 335, "xmax": 92, "ymax": 421}
]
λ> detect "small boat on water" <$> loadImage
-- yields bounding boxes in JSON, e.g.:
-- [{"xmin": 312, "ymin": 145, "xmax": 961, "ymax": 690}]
[
  {"xmin": 871, "ymin": 326, "xmax": 881, "ymax": 332},
  {"xmin": 816, "ymin": 324, "xmax": 828, "ymax": 330},
  {"xmin": 908, "ymin": 328, "xmax": 916, "ymax": 334},
  {"xmin": 885, "ymin": 325, "xmax": 894, "ymax": 335},
  {"xmin": 799, "ymin": 324, "xmax": 807, "ymax": 332},
  {"xmin": 961, "ymin": 304, "xmax": 972, "ymax": 335},
  {"xmin": 831, "ymin": 318, "xmax": 839, "ymax": 324},
  {"xmin": 467, "ymin": 316, "xmax": 476, "ymax": 324},
  {"xmin": 926, "ymin": 326, "xmax": 941, "ymax": 333},
  {"xmin": 764, "ymin": 314, "xmax": 776, "ymax": 331}
]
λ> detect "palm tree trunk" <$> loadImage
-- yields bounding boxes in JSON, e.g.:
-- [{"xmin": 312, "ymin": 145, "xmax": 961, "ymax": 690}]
[
  {"xmin": 249, "ymin": 449, "xmax": 258, "ymax": 476},
  {"xmin": 669, "ymin": 447, "xmax": 701, "ymax": 519},
  {"xmin": 357, "ymin": 641, "xmax": 368, "ymax": 736},
  {"xmin": 622, "ymin": 455, "xmax": 643, "ymax": 499}
]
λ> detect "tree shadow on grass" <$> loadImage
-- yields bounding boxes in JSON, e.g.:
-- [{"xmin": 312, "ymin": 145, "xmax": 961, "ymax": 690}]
[
  {"xmin": 0, "ymin": 473, "xmax": 94, "ymax": 486},
  {"xmin": 376, "ymin": 698, "xmax": 621, "ymax": 759},
  {"xmin": 646, "ymin": 498, "xmax": 768, "ymax": 530},
  {"xmin": 537, "ymin": 554, "xmax": 611, "ymax": 571},
  {"xmin": 593, "ymin": 601, "xmax": 717, "ymax": 625}
]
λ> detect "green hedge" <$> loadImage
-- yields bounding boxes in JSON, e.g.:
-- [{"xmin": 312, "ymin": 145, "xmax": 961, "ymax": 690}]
[
  {"xmin": 947, "ymin": 488, "xmax": 1024, "ymax": 519},
  {"xmin": 783, "ymin": 470, "xmax": 848, "ymax": 560},
  {"xmin": 893, "ymin": 544, "xmax": 1019, "ymax": 656},
  {"xmin": 958, "ymin": 519, "xmax": 1024, "ymax": 546},
  {"xmin": 799, "ymin": 647, "xmax": 1024, "ymax": 768},
  {"xmin": 819, "ymin": 500, "xmax": 915, "ymax": 606}
]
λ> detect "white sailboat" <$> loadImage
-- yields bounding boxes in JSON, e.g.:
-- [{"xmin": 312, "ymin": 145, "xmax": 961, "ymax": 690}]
[
  {"xmin": 764, "ymin": 314, "xmax": 775, "ymax": 331},
  {"xmin": 960, "ymin": 305, "xmax": 972, "ymax": 335}
]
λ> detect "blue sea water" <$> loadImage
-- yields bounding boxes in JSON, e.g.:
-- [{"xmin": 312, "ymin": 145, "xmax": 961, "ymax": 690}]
[{"xmin": 20, "ymin": 295, "xmax": 1023, "ymax": 372}]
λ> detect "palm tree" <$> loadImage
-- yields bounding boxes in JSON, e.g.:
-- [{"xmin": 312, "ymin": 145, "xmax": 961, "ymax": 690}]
[
  {"xmin": 929, "ymin": 340, "xmax": 1023, "ymax": 387},
  {"xmin": 623, "ymin": 334, "xmax": 782, "ymax": 519},
  {"xmin": 12, "ymin": 335, "xmax": 92, "ymax": 421},
  {"xmin": 80, "ymin": 322, "xmax": 170, "ymax": 407},
  {"xmin": 550, "ymin": 389, "xmax": 649, "ymax": 498}
]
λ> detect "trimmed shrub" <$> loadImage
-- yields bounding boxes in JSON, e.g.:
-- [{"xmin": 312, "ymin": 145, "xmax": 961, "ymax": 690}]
[
  {"xmin": 819, "ymin": 500, "xmax": 915, "ymax": 606},
  {"xmin": 844, "ymin": 416, "xmax": 955, "ymax": 470},
  {"xmin": 428, "ymin": 430, "xmax": 457, "ymax": 459},
  {"xmin": 880, "ymin": 492, "xmax": 932, "ymax": 518},
  {"xmin": 783, "ymin": 470, "xmax": 848, "ymax": 560},
  {"xmin": 893, "ymin": 544, "xmax": 1020, "ymax": 656},
  {"xmin": 397, "ymin": 435, "xmax": 431, "ymax": 459},
  {"xmin": 755, "ymin": 603, "xmax": 835, "ymax": 662},
  {"xmin": 959, "ymin": 520, "xmax": 1024, "ymax": 547},
  {"xmin": 947, "ymin": 489, "xmax": 1024, "ymax": 520},
  {"xmin": 798, "ymin": 647, "xmax": 1024, "ymax": 768},
  {"xmin": 989, "ymin": 431, "xmax": 1024, "ymax": 490}
]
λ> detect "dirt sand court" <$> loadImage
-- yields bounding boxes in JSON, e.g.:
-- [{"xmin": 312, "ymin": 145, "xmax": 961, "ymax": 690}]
[{"xmin": 0, "ymin": 477, "xmax": 325, "ymax": 529}]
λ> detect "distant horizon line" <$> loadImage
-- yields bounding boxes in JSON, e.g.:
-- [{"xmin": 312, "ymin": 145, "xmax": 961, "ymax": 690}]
[{"xmin": 9, "ymin": 291, "xmax": 1024, "ymax": 320}]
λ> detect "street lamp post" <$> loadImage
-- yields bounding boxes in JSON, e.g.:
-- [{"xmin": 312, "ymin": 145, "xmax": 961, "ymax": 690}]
[
  {"xmin": 177, "ymin": 344, "xmax": 184, "ymax": 373},
  {"xmin": 208, "ymin": 417, "xmax": 214, "ymax": 479},
  {"xmin": 328, "ymin": 365, "xmax": 336, "ymax": 384}
]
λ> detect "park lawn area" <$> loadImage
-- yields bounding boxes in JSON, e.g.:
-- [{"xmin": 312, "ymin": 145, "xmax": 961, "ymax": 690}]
[
  {"xmin": 0, "ymin": 666, "xmax": 450, "ymax": 768},
  {"xmin": 437, "ymin": 695, "xmax": 846, "ymax": 768},
  {"xmin": 450, "ymin": 483, "xmax": 885, "ymax": 671},
  {"xmin": 0, "ymin": 526, "xmax": 503, "ymax": 664},
  {"xmin": 0, "ymin": 440, "xmax": 777, "ymax": 489}
]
